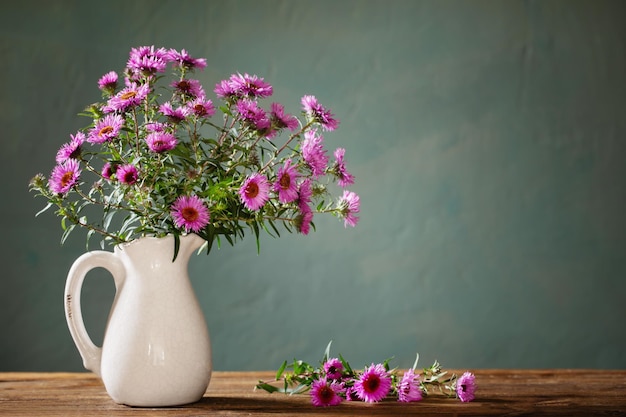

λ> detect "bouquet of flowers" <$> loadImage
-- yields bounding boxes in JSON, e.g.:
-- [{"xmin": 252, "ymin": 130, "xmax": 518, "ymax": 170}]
[
  {"xmin": 29, "ymin": 45, "xmax": 359, "ymax": 254},
  {"xmin": 256, "ymin": 342, "xmax": 476, "ymax": 407}
]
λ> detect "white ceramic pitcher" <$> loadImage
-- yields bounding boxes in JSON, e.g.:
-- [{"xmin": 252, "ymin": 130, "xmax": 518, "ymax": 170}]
[{"xmin": 64, "ymin": 233, "xmax": 212, "ymax": 407}]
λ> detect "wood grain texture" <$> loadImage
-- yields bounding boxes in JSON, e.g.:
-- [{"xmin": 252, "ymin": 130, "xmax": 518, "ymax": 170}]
[{"xmin": 1, "ymin": 370, "xmax": 625, "ymax": 416}]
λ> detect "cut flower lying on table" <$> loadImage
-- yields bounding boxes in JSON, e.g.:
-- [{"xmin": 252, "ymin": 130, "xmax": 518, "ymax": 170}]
[
  {"xmin": 29, "ymin": 45, "xmax": 359, "ymax": 254},
  {"xmin": 256, "ymin": 342, "xmax": 476, "ymax": 407}
]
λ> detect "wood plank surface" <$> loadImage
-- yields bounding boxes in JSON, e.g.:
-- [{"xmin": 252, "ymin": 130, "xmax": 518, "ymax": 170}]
[{"xmin": 1, "ymin": 370, "xmax": 625, "ymax": 416}]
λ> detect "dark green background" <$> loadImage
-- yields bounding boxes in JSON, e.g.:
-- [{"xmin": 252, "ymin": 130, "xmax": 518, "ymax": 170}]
[{"xmin": 2, "ymin": 0, "xmax": 625, "ymax": 372}]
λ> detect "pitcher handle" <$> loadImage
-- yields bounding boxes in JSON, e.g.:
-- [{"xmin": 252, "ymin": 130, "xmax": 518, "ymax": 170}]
[{"xmin": 64, "ymin": 250, "xmax": 125, "ymax": 377}]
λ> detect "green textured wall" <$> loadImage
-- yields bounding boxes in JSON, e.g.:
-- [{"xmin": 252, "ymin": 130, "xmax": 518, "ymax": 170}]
[{"xmin": 1, "ymin": 0, "xmax": 625, "ymax": 372}]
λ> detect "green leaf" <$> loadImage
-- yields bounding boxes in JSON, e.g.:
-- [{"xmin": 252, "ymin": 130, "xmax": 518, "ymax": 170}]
[
  {"xmin": 60, "ymin": 223, "xmax": 75, "ymax": 245},
  {"xmin": 35, "ymin": 202, "xmax": 53, "ymax": 217},
  {"xmin": 86, "ymin": 229, "xmax": 96, "ymax": 251},
  {"xmin": 339, "ymin": 353, "xmax": 353, "ymax": 375},
  {"xmin": 292, "ymin": 359, "xmax": 305, "ymax": 375},
  {"xmin": 289, "ymin": 383, "xmax": 309, "ymax": 395},
  {"xmin": 255, "ymin": 382, "xmax": 280, "ymax": 394},
  {"xmin": 323, "ymin": 340, "xmax": 333, "ymax": 362},
  {"xmin": 275, "ymin": 360, "xmax": 287, "ymax": 380},
  {"xmin": 103, "ymin": 210, "xmax": 116, "ymax": 231},
  {"xmin": 172, "ymin": 234, "xmax": 180, "ymax": 262},
  {"xmin": 252, "ymin": 221, "xmax": 261, "ymax": 254},
  {"xmin": 412, "ymin": 352, "xmax": 420, "ymax": 370}
]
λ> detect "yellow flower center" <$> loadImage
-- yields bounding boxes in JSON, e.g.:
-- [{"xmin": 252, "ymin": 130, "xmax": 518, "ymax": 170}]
[
  {"xmin": 120, "ymin": 91, "xmax": 136, "ymax": 100},
  {"xmin": 60, "ymin": 171, "xmax": 74, "ymax": 188},
  {"xmin": 99, "ymin": 126, "xmax": 113, "ymax": 136}
]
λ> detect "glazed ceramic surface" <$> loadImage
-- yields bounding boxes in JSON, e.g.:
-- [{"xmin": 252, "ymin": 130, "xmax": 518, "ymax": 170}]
[{"xmin": 64, "ymin": 234, "xmax": 212, "ymax": 407}]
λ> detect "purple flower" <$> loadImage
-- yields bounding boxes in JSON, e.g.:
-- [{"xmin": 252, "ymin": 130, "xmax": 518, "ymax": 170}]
[
  {"xmin": 126, "ymin": 45, "xmax": 169, "ymax": 77},
  {"xmin": 344, "ymin": 386, "xmax": 359, "ymax": 401},
  {"xmin": 236, "ymin": 99, "xmax": 270, "ymax": 131},
  {"xmin": 337, "ymin": 190, "xmax": 360, "ymax": 228},
  {"xmin": 301, "ymin": 129, "xmax": 328, "ymax": 178},
  {"xmin": 145, "ymin": 121, "xmax": 167, "ymax": 132},
  {"xmin": 297, "ymin": 205, "xmax": 314, "ymax": 235},
  {"xmin": 332, "ymin": 147, "xmax": 355, "ymax": 187},
  {"xmin": 56, "ymin": 132, "xmax": 85, "ymax": 163},
  {"xmin": 170, "ymin": 78, "xmax": 205, "ymax": 99},
  {"xmin": 270, "ymin": 102, "xmax": 299, "ymax": 131},
  {"xmin": 167, "ymin": 48, "xmax": 207, "ymax": 70},
  {"xmin": 187, "ymin": 97, "xmax": 216, "ymax": 118},
  {"xmin": 229, "ymin": 73, "xmax": 273, "ymax": 98},
  {"xmin": 171, "ymin": 195, "xmax": 210, "ymax": 233},
  {"xmin": 214, "ymin": 79, "xmax": 237, "ymax": 99},
  {"xmin": 48, "ymin": 160, "xmax": 81, "ymax": 194},
  {"xmin": 301, "ymin": 95, "xmax": 339, "ymax": 131},
  {"xmin": 159, "ymin": 102, "xmax": 191, "ymax": 123},
  {"xmin": 353, "ymin": 363, "xmax": 392, "ymax": 403},
  {"xmin": 116, "ymin": 164, "xmax": 138, "ymax": 185},
  {"xmin": 310, "ymin": 377, "xmax": 343, "ymax": 407},
  {"xmin": 239, "ymin": 173, "xmax": 270, "ymax": 211},
  {"xmin": 296, "ymin": 179, "xmax": 314, "ymax": 235},
  {"xmin": 273, "ymin": 159, "xmax": 299, "ymax": 204},
  {"xmin": 297, "ymin": 178, "xmax": 313, "ymax": 207},
  {"xmin": 146, "ymin": 131, "xmax": 177, "ymax": 153},
  {"xmin": 97, "ymin": 71, "xmax": 118, "ymax": 93},
  {"xmin": 101, "ymin": 162, "xmax": 115, "ymax": 180},
  {"xmin": 88, "ymin": 114, "xmax": 124, "ymax": 144},
  {"xmin": 106, "ymin": 83, "xmax": 150, "ymax": 112},
  {"xmin": 456, "ymin": 372, "xmax": 476, "ymax": 402},
  {"xmin": 323, "ymin": 358, "xmax": 344, "ymax": 380},
  {"xmin": 397, "ymin": 369, "xmax": 422, "ymax": 403}
]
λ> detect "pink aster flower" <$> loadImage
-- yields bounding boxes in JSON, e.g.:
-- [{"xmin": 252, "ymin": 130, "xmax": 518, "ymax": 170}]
[
  {"xmin": 101, "ymin": 162, "xmax": 115, "ymax": 180},
  {"xmin": 171, "ymin": 195, "xmax": 210, "ymax": 233},
  {"xmin": 48, "ymin": 160, "xmax": 81, "ymax": 195},
  {"xmin": 187, "ymin": 97, "xmax": 216, "ymax": 118},
  {"xmin": 354, "ymin": 363, "xmax": 392, "ymax": 403},
  {"xmin": 146, "ymin": 131, "xmax": 177, "ymax": 153},
  {"xmin": 167, "ymin": 48, "xmax": 207, "ymax": 70},
  {"xmin": 270, "ymin": 102, "xmax": 299, "ymax": 131},
  {"xmin": 297, "ymin": 178, "xmax": 313, "ymax": 207},
  {"xmin": 296, "ymin": 179, "xmax": 314, "ymax": 235},
  {"xmin": 323, "ymin": 358, "xmax": 344, "ymax": 380},
  {"xmin": 397, "ymin": 369, "xmax": 422, "ymax": 403},
  {"xmin": 159, "ymin": 101, "xmax": 191, "ymax": 123},
  {"xmin": 116, "ymin": 164, "xmax": 138, "ymax": 185},
  {"xmin": 337, "ymin": 190, "xmax": 360, "ymax": 228},
  {"xmin": 214, "ymin": 79, "xmax": 237, "ymax": 99},
  {"xmin": 344, "ymin": 386, "xmax": 359, "ymax": 401},
  {"xmin": 456, "ymin": 372, "xmax": 476, "ymax": 402},
  {"xmin": 88, "ymin": 114, "xmax": 124, "ymax": 144},
  {"xmin": 97, "ymin": 71, "xmax": 118, "ymax": 94},
  {"xmin": 332, "ymin": 147, "xmax": 355, "ymax": 187},
  {"xmin": 56, "ymin": 131, "xmax": 85, "ymax": 163},
  {"xmin": 301, "ymin": 129, "xmax": 328, "ymax": 178},
  {"xmin": 126, "ymin": 45, "xmax": 169, "ymax": 76},
  {"xmin": 170, "ymin": 78, "xmax": 204, "ymax": 99},
  {"xmin": 310, "ymin": 377, "xmax": 343, "ymax": 407},
  {"xmin": 145, "ymin": 121, "xmax": 167, "ymax": 132},
  {"xmin": 273, "ymin": 159, "xmax": 299, "ymax": 204},
  {"xmin": 297, "ymin": 205, "xmax": 314, "ymax": 235},
  {"xmin": 239, "ymin": 173, "xmax": 270, "ymax": 211},
  {"xmin": 236, "ymin": 99, "xmax": 270, "ymax": 131},
  {"xmin": 229, "ymin": 73, "xmax": 273, "ymax": 98},
  {"xmin": 301, "ymin": 95, "xmax": 339, "ymax": 131},
  {"xmin": 106, "ymin": 83, "xmax": 150, "ymax": 112}
]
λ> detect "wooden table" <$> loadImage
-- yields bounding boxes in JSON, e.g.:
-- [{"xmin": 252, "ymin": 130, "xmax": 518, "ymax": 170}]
[{"xmin": 1, "ymin": 370, "xmax": 625, "ymax": 416}]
